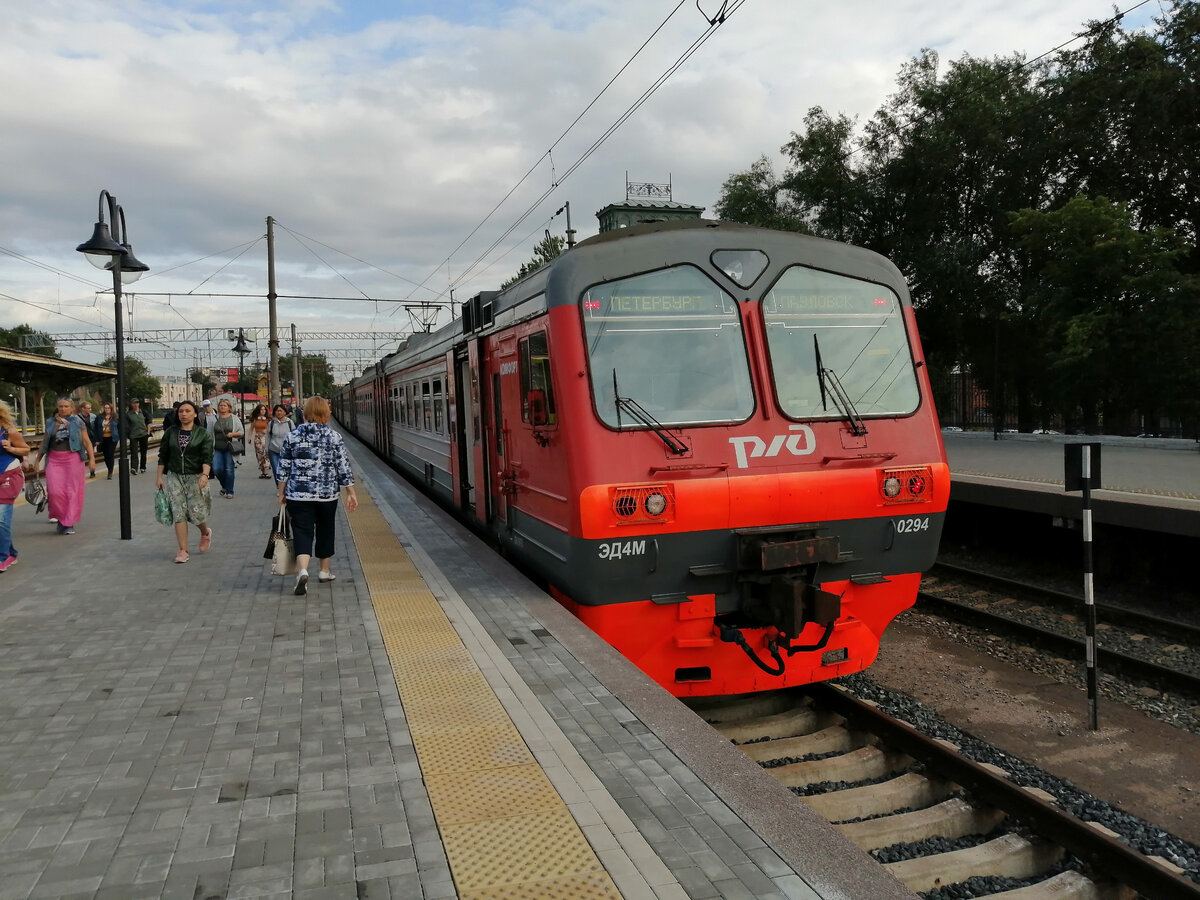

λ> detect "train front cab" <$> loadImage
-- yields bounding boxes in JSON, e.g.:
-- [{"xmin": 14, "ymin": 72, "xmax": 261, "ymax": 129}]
[{"xmin": 467, "ymin": 226, "xmax": 948, "ymax": 698}]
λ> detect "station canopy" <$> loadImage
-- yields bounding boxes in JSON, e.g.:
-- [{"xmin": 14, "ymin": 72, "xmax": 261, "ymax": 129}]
[{"xmin": 0, "ymin": 346, "xmax": 117, "ymax": 386}]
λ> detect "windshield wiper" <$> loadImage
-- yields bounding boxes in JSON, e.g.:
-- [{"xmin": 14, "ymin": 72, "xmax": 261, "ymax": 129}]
[
  {"xmin": 813, "ymin": 335, "xmax": 868, "ymax": 436},
  {"xmin": 612, "ymin": 369, "xmax": 690, "ymax": 455}
]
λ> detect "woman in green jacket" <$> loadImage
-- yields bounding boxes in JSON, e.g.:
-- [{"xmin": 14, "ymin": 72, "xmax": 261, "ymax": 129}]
[{"xmin": 155, "ymin": 400, "xmax": 214, "ymax": 563}]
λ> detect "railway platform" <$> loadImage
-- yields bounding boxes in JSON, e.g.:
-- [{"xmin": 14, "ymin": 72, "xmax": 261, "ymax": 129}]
[
  {"xmin": 0, "ymin": 435, "xmax": 912, "ymax": 900},
  {"xmin": 946, "ymin": 430, "xmax": 1200, "ymax": 536}
]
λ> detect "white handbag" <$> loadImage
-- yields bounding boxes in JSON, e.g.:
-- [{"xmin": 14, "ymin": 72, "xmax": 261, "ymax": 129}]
[{"xmin": 271, "ymin": 507, "xmax": 296, "ymax": 575}]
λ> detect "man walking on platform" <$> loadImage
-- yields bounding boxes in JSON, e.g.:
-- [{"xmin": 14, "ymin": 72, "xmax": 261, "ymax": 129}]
[
  {"xmin": 125, "ymin": 399, "xmax": 149, "ymax": 474},
  {"xmin": 77, "ymin": 401, "xmax": 97, "ymax": 477},
  {"xmin": 162, "ymin": 401, "xmax": 181, "ymax": 432},
  {"xmin": 77, "ymin": 400, "xmax": 96, "ymax": 431}
]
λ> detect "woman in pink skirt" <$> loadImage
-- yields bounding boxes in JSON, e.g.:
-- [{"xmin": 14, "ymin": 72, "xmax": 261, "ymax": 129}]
[{"xmin": 33, "ymin": 397, "xmax": 96, "ymax": 535}]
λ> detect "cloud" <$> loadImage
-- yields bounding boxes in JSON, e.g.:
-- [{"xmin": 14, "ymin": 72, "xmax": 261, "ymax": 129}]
[{"xmin": 0, "ymin": 0, "xmax": 1145, "ymax": 375}]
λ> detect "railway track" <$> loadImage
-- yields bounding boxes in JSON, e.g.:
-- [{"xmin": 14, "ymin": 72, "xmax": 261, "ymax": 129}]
[
  {"xmin": 919, "ymin": 564, "xmax": 1200, "ymax": 699},
  {"xmin": 689, "ymin": 685, "xmax": 1200, "ymax": 898},
  {"xmin": 930, "ymin": 562, "xmax": 1200, "ymax": 644}
]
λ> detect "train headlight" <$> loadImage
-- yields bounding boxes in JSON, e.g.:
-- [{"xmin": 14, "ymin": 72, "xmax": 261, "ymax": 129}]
[
  {"xmin": 879, "ymin": 466, "xmax": 933, "ymax": 504},
  {"xmin": 610, "ymin": 485, "xmax": 675, "ymax": 525},
  {"xmin": 644, "ymin": 492, "xmax": 667, "ymax": 516}
]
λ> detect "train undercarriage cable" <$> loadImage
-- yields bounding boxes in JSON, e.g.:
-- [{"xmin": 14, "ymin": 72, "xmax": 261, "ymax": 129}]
[{"xmin": 718, "ymin": 621, "xmax": 837, "ymax": 677}]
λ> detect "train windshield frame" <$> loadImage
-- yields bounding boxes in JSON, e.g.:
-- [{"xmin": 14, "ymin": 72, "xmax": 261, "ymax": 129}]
[
  {"xmin": 762, "ymin": 265, "xmax": 920, "ymax": 421},
  {"xmin": 580, "ymin": 264, "xmax": 755, "ymax": 428}
]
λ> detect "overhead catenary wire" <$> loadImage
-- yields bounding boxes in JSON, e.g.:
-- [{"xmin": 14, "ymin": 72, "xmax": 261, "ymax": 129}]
[
  {"xmin": 271, "ymin": 223, "xmax": 443, "ymax": 299},
  {"xmin": 0, "ymin": 291, "xmax": 107, "ymax": 330},
  {"xmin": 0, "ymin": 246, "xmax": 108, "ymax": 291},
  {"xmin": 444, "ymin": 0, "xmax": 750, "ymax": 297},
  {"xmin": 401, "ymin": 0, "xmax": 695, "ymax": 311}
]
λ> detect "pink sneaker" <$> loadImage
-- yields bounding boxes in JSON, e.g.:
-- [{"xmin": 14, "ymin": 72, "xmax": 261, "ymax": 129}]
[{"xmin": 0, "ymin": 555, "xmax": 15, "ymax": 573}]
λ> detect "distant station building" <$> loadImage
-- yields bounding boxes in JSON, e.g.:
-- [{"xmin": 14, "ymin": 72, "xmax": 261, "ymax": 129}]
[{"xmin": 595, "ymin": 175, "xmax": 704, "ymax": 232}]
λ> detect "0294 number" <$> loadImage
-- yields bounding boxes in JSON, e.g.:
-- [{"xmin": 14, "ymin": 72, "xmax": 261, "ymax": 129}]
[{"xmin": 894, "ymin": 517, "xmax": 930, "ymax": 534}]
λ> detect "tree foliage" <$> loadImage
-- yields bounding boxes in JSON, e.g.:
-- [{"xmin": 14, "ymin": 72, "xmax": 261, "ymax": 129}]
[
  {"xmin": 502, "ymin": 233, "xmax": 566, "ymax": 289},
  {"xmin": 90, "ymin": 355, "xmax": 162, "ymax": 406},
  {"xmin": 278, "ymin": 353, "xmax": 335, "ymax": 399},
  {"xmin": 714, "ymin": 1, "xmax": 1200, "ymax": 434}
]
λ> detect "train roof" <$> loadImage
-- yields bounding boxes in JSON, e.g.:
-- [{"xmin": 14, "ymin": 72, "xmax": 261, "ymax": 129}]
[
  {"xmin": 345, "ymin": 220, "xmax": 909, "ymax": 391},
  {"xmin": 556, "ymin": 219, "xmax": 908, "ymax": 306}
]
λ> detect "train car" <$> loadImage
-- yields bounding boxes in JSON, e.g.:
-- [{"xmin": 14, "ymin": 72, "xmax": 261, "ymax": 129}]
[{"xmin": 338, "ymin": 220, "xmax": 948, "ymax": 697}]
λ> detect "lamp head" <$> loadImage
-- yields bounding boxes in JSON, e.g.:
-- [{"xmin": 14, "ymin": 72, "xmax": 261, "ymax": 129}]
[
  {"xmin": 76, "ymin": 221, "xmax": 127, "ymax": 269},
  {"xmin": 112, "ymin": 243, "xmax": 150, "ymax": 284}
]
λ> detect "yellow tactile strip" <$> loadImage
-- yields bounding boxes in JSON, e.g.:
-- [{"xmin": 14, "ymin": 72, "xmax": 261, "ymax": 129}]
[{"xmin": 347, "ymin": 489, "xmax": 623, "ymax": 900}]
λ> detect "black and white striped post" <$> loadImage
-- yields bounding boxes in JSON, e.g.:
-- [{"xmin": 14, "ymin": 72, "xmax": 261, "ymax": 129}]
[{"xmin": 1065, "ymin": 442, "xmax": 1102, "ymax": 730}]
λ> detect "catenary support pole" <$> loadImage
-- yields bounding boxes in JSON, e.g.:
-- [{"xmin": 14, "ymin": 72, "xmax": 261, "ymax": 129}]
[
  {"xmin": 291, "ymin": 323, "xmax": 303, "ymax": 412},
  {"xmin": 267, "ymin": 216, "xmax": 280, "ymax": 407}
]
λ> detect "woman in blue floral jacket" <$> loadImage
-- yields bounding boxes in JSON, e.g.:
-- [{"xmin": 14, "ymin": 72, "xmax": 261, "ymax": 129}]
[{"xmin": 276, "ymin": 396, "xmax": 357, "ymax": 595}]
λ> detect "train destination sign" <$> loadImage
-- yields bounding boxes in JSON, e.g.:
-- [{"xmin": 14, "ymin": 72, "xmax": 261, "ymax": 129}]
[
  {"xmin": 583, "ymin": 290, "xmax": 734, "ymax": 317},
  {"xmin": 764, "ymin": 289, "xmax": 897, "ymax": 316}
]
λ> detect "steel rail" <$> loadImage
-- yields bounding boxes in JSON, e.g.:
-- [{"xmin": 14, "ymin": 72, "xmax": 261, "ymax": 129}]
[
  {"xmin": 915, "ymin": 591, "xmax": 1200, "ymax": 697},
  {"xmin": 931, "ymin": 561, "xmax": 1200, "ymax": 643},
  {"xmin": 807, "ymin": 682, "xmax": 1200, "ymax": 899}
]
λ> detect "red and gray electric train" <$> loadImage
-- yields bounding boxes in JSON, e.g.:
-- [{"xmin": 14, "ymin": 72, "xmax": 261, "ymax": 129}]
[{"xmin": 335, "ymin": 220, "xmax": 948, "ymax": 697}]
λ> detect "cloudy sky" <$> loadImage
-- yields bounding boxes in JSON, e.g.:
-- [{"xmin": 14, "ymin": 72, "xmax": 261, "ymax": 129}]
[{"xmin": 0, "ymin": 0, "xmax": 1158, "ymax": 379}]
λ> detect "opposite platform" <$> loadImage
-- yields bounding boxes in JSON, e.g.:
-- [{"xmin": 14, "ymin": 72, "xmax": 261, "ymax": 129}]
[
  {"xmin": 945, "ymin": 431, "xmax": 1200, "ymax": 536},
  {"xmin": 0, "ymin": 440, "xmax": 911, "ymax": 899}
]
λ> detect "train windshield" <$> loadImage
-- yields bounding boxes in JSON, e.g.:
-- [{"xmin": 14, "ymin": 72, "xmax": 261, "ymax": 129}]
[
  {"xmin": 582, "ymin": 265, "xmax": 754, "ymax": 427},
  {"xmin": 762, "ymin": 266, "xmax": 920, "ymax": 420}
]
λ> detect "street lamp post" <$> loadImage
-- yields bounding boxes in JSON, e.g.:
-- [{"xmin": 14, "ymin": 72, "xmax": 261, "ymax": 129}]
[
  {"xmin": 232, "ymin": 329, "xmax": 251, "ymax": 421},
  {"xmin": 76, "ymin": 190, "xmax": 148, "ymax": 541}
]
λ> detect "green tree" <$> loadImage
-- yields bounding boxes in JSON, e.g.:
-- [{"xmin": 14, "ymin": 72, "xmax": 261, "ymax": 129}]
[
  {"xmin": 502, "ymin": 233, "xmax": 566, "ymax": 288},
  {"xmin": 714, "ymin": 1, "xmax": 1200, "ymax": 432},
  {"xmin": 1051, "ymin": 5, "xmax": 1200, "ymax": 251},
  {"xmin": 191, "ymin": 368, "xmax": 216, "ymax": 397},
  {"xmin": 91, "ymin": 355, "xmax": 161, "ymax": 406},
  {"xmin": 1010, "ymin": 196, "xmax": 1200, "ymax": 432},
  {"xmin": 278, "ymin": 353, "xmax": 334, "ymax": 399},
  {"xmin": 714, "ymin": 156, "xmax": 807, "ymax": 232}
]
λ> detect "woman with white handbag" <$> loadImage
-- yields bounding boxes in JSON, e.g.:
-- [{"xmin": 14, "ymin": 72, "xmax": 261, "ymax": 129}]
[{"xmin": 276, "ymin": 396, "xmax": 358, "ymax": 596}]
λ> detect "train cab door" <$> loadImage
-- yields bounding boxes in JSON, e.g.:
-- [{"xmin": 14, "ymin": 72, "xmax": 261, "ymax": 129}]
[
  {"xmin": 374, "ymin": 374, "xmax": 390, "ymax": 460},
  {"xmin": 486, "ymin": 370, "xmax": 508, "ymax": 528},
  {"xmin": 453, "ymin": 344, "xmax": 477, "ymax": 516},
  {"xmin": 482, "ymin": 335, "xmax": 517, "ymax": 533}
]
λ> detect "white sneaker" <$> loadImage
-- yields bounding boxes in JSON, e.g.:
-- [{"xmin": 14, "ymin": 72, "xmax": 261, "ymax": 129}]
[
  {"xmin": 294, "ymin": 570, "xmax": 309, "ymax": 596},
  {"xmin": 318, "ymin": 571, "xmax": 336, "ymax": 583}
]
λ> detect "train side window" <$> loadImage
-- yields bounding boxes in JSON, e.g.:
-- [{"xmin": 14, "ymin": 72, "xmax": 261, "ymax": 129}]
[
  {"xmin": 422, "ymin": 381, "xmax": 433, "ymax": 431},
  {"xmin": 519, "ymin": 331, "xmax": 557, "ymax": 426},
  {"xmin": 433, "ymin": 378, "xmax": 444, "ymax": 433}
]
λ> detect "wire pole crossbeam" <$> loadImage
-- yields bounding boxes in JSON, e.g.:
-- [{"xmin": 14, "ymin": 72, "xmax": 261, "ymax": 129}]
[
  {"xmin": 85, "ymin": 347, "xmax": 389, "ymax": 360},
  {"xmin": 19, "ymin": 329, "xmax": 409, "ymax": 347}
]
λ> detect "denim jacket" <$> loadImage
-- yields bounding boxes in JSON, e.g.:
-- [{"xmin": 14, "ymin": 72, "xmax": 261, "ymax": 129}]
[
  {"xmin": 40, "ymin": 416, "xmax": 89, "ymax": 460},
  {"xmin": 91, "ymin": 415, "xmax": 120, "ymax": 443}
]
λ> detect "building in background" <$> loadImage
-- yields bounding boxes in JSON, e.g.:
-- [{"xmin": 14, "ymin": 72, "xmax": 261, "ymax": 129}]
[{"xmin": 596, "ymin": 176, "xmax": 703, "ymax": 232}]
